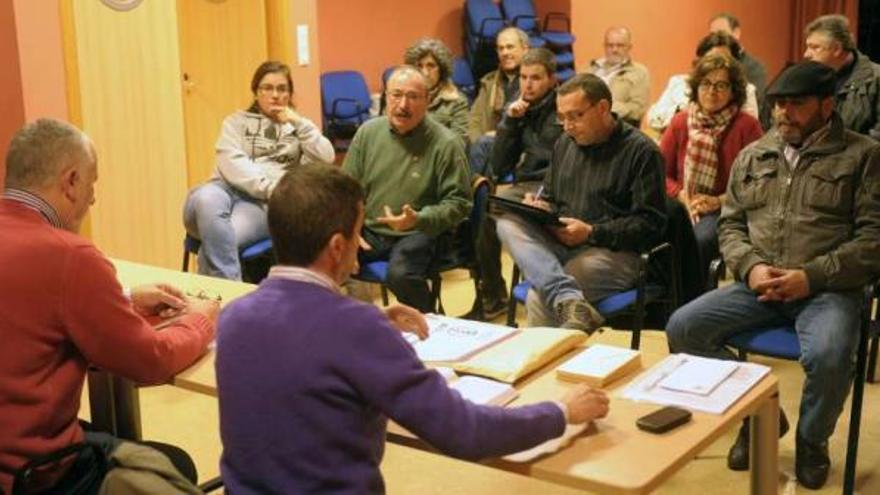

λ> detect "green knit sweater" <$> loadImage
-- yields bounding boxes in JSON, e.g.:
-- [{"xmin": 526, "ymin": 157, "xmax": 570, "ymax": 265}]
[{"xmin": 343, "ymin": 116, "xmax": 471, "ymax": 237}]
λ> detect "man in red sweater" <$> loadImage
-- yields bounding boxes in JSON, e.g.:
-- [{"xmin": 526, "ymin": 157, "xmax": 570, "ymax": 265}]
[{"xmin": 0, "ymin": 119, "xmax": 218, "ymax": 493}]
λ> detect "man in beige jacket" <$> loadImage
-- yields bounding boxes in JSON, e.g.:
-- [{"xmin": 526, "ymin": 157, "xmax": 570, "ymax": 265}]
[{"xmin": 588, "ymin": 27, "xmax": 650, "ymax": 127}]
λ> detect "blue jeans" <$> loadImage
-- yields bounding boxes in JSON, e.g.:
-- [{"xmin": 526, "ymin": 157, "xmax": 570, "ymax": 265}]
[
  {"xmin": 182, "ymin": 180, "xmax": 269, "ymax": 280},
  {"xmin": 666, "ymin": 282, "xmax": 862, "ymax": 444},
  {"xmin": 496, "ymin": 213, "xmax": 639, "ymax": 310}
]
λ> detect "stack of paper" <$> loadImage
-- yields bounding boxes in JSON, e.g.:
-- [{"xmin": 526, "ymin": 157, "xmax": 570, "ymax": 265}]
[
  {"xmin": 619, "ymin": 354, "xmax": 770, "ymax": 414},
  {"xmin": 449, "ymin": 376, "xmax": 519, "ymax": 406},
  {"xmin": 556, "ymin": 344, "xmax": 642, "ymax": 386},
  {"xmin": 409, "ymin": 315, "xmax": 519, "ymax": 362},
  {"xmin": 658, "ymin": 358, "xmax": 738, "ymax": 395}
]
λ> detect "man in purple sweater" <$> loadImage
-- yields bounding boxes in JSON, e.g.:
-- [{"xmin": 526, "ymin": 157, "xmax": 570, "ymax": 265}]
[{"xmin": 216, "ymin": 164, "xmax": 610, "ymax": 494}]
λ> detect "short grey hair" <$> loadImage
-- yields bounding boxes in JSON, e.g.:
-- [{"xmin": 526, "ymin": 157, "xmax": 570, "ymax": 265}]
[
  {"xmin": 5, "ymin": 118, "xmax": 91, "ymax": 189},
  {"xmin": 497, "ymin": 26, "xmax": 530, "ymax": 48},
  {"xmin": 387, "ymin": 65, "xmax": 429, "ymax": 94},
  {"xmin": 404, "ymin": 38, "xmax": 454, "ymax": 85},
  {"xmin": 806, "ymin": 14, "xmax": 855, "ymax": 51}
]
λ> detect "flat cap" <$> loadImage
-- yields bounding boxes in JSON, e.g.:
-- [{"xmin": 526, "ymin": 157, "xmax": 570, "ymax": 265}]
[{"xmin": 766, "ymin": 61, "xmax": 836, "ymax": 98}]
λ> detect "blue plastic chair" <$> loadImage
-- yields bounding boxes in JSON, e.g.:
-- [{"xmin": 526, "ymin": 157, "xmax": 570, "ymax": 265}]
[
  {"xmin": 465, "ymin": 0, "xmax": 506, "ymax": 51},
  {"xmin": 464, "ymin": 0, "xmax": 505, "ymax": 80},
  {"xmin": 320, "ymin": 70, "xmax": 372, "ymax": 149},
  {"xmin": 505, "ymin": 241, "xmax": 674, "ymax": 350},
  {"xmin": 182, "ymin": 235, "xmax": 273, "ymax": 282},
  {"xmin": 724, "ymin": 282, "xmax": 874, "ymax": 495},
  {"xmin": 500, "ymin": 0, "xmax": 575, "ymax": 47},
  {"xmin": 452, "ymin": 57, "xmax": 477, "ymax": 103},
  {"xmin": 556, "ymin": 67, "xmax": 576, "ymax": 83}
]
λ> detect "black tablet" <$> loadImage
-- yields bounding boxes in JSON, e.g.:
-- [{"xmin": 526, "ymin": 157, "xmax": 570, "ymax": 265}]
[{"xmin": 488, "ymin": 195, "xmax": 563, "ymax": 227}]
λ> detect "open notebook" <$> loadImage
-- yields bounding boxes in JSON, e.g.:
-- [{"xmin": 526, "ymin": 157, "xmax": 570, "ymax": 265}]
[{"xmin": 405, "ymin": 314, "xmax": 519, "ymax": 362}]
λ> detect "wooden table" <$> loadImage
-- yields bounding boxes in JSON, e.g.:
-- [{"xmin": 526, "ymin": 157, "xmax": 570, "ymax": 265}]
[
  {"xmin": 104, "ymin": 259, "xmax": 779, "ymax": 494},
  {"xmin": 87, "ymin": 259, "xmax": 255, "ymax": 440}
]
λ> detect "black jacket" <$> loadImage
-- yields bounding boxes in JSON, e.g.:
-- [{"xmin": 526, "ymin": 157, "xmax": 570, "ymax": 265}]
[{"xmin": 490, "ymin": 89, "xmax": 563, "ymax": 182}]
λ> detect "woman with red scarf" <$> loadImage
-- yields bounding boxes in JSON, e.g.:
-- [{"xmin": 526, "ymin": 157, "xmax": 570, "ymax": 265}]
[{"xmin": 661, "ymin": 54, "xmax": 763, "ymax": 285}]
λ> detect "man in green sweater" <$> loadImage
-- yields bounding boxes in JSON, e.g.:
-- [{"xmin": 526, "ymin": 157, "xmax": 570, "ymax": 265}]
[{"xmin": 344, "ymin": 66, "xmax": 472, "ymax": 312}]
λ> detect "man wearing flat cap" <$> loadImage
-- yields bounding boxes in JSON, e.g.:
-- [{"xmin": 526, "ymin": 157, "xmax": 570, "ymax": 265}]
[{"xmin": 666, "ymin": 61, "xmax": 880, "ymax": 490}]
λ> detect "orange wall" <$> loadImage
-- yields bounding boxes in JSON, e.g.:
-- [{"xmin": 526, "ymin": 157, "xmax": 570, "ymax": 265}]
[
  {"xmin": 12, "ymin": 0, "xmax": 69, "ymax": 122},
  {"xmin": 571, "ymin": 0, "xmax": 793, "ymax": 105},
  {"xmin": 0, "ymin": 0, "xmax": 25, "ymax": 190},
  {"xmin": 318, "ymin": 0, "xmax": 464, "ymax": 92}
]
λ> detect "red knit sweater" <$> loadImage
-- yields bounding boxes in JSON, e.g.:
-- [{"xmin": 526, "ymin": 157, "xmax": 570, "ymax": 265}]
[
  {"xmin": 660, "ymin": 110, "xmax": 763, "ymax": 198},
  {"xmin": 0, "ymin": 199, "xmax": 214, "ymax": 492}
]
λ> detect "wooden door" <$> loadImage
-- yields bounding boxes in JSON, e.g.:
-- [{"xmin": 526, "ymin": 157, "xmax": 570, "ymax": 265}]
[{"xmin": 177, "ymin": 0, "xmax": 268, "ymax": 188}]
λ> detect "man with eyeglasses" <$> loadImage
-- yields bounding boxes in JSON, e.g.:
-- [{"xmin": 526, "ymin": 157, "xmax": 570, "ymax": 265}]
[
  {"xmin": 588, "ymin": 27, "xmax": 651, "ymax": 128},
  {"xmin": 343, "ymin": 66, "xmax": 471, "ymax": 312},
  {"xmin": 803, "ymin": 14, "xmax": 880, "ymax": 140},
  {"xmin": 666, "ymin": 61, "xmax": 880, "ymax": 489},
  {"xmin": 495, "ymin": 73, "xmax": 666, "ymax": 332}
]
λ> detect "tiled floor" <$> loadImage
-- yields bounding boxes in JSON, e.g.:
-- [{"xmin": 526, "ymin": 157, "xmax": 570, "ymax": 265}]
[{"xmin": 81, "ymin": 255, "xmax": 880, "ymax": 493}]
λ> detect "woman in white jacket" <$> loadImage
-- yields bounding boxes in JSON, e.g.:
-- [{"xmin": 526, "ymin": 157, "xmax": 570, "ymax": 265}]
[{"xmin": 183, "ymin": 61, "xmax": 335, "ymax": 280}]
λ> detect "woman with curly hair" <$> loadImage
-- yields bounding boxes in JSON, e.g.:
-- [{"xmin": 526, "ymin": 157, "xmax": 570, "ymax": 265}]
[
  {"xmin": 660, "ymin": 53, "xmax": 763, "ymax": 284},
  {"xmin": 403, "ymin": 38, "xmax": 470, "ymax": 145}
]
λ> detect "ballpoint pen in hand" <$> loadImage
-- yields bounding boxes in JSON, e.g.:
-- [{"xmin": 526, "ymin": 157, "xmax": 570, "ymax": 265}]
[{"xmin": 534, "ymin": 185, "xmax": 545, "ymax": 202}]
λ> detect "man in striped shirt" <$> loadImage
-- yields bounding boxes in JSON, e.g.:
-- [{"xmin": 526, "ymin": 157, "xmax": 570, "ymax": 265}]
[{"xmin": 496, "ymin": 73, "xmax": 666, "ymax": 332}]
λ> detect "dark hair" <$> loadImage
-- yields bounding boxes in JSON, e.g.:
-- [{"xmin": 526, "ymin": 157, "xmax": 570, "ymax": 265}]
[
  {"xmin": 250, "ymin": 61, "xmax": 294, "ymax": 95},
  {"xmin": 557, "ymin": 73, "xmax": 612, "ymax": 106},
  {"xmin": 806, "ymin": 14, "xmax": 855, "ymax": 51},
  {"xmin": 404, "ymin": 38, "xmax": 454, "ymax": 85},
  {"xmin": 696, "ymin": 31, "xmax": 742, "ymax": 60},
  {"xmin": 688, "ymin": 53, "xmax": 748, "ymax": 109},
  {"xmin": 520, "ymin": 47, "xmax": 557, "ymax": 77},
  {"xmin": 710, "ymin": 12, "xmax": 740, "ymax": 31},
  {"xmin": 5, "ymin": 118, "xmax": 90, "ymax": 189},
  {"xmin": 268, "ymin": 164, "xmax": 364, "ymax": 266}
]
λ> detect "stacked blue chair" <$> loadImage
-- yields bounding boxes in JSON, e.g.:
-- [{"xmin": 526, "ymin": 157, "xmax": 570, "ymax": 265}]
[
  {"xmin": 452, "ymin": 57, "xmax": 477, "ymax": 104},
  {"xmin": 320, "ymin": 70, "xmax": 372, "ymax": 151},
  {"xmin": 500, "ymin": 0, "xmax": 576, "ymax": 81},
  {"xmin": 464, "ymin": 0, "xmax": 506, "ymax": 81}
]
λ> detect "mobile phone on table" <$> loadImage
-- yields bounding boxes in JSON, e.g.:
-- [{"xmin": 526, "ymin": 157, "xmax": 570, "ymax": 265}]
[{"xmin": 636, "ymin": 406, "xmax": 692, "ymax": 433}]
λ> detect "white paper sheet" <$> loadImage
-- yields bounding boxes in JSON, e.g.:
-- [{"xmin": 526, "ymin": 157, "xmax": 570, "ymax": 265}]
[{"xmin": 619, "ymin": 354, "xmax": 770, "ymax": 414}]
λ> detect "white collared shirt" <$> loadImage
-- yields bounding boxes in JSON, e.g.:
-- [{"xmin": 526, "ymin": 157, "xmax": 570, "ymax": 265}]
[{"xmin": 268, "ymin": 265, "xmax": 339, "ymax": 293}]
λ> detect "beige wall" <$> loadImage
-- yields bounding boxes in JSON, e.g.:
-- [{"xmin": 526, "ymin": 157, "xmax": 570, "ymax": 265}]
[
  {"xmin": 268, "ymin": 0, "xmax": 323, "ymax": 126},
  {"xmin": 70, "ymin": 0, "xmax": 189, "ymax": 268}
]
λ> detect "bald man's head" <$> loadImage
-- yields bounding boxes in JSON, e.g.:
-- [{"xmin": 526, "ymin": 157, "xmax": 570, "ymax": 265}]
[{"xmin": 603, "ymin": 27, "xmax": 633, "ymax": 65}]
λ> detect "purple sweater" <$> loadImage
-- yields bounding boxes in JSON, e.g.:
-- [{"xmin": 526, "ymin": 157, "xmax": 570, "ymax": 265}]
[{"xmin": 216, "ymin": 278, "xmax": 565, "ymax": 494}]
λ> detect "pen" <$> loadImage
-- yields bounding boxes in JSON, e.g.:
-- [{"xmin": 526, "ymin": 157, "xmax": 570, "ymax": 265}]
[{"xmin": 534, "ymin": 186, "xmax": 545, "ymax": 202}]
